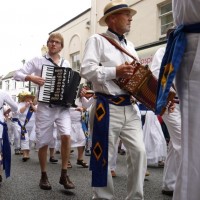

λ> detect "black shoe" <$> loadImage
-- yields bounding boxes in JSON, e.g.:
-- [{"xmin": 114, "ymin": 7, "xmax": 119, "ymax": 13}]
[
  {"xmin": 0, "ymin": 175, "xmax": 2, "ymax": 183},
  {"xmin": 59, "ymin": 175, "xmax": 75, "ymax": 189},
  {"xmin": 162, "ymin": 190, "xmax": 173, "ymax": 196},
  {"xmin": 76, "ymin": 159, "xmax": 88, "ymax": 168},
  {"xmin": 118, "ymin": 149, "xmax": 126, "ymax": 155},
  {"xmin": 70, "ymin": 150, "xmax": 74, "ymax": 154},
  {"xmin": 85, "ymin": 150, "xmax": 91, "ymax": 156},
  {"xmin": 49, "ymin": 157, "xmax": 58, "ymax": 163},
  {"xmin": 14, "ymin": 148, "xmax": 20, "ymax": 155},
  {"xmin": 39, "ymin": 177, "xmax": 52, "ymax": 190},
  {"xmin": 22, "ymin": 157, "xmax": 30, "ymax": 162}
]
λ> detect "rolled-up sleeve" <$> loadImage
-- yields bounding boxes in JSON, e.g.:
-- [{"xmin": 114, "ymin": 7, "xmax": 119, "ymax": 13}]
[
  {"xmin": 14, "ymin": 57, "xmax": 39, "ymax": 81},
  {"xmin": 5, "ymin": 93, "xmax": 18, "ymax": 113}
]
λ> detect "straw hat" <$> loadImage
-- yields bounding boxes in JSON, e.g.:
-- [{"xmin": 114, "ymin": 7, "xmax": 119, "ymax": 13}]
[
  {"xmin": 86, "ymin": 90, "xmax": 94, "ymax": 94},
  {"xmin": 99, "ymin": 0, "xmax": 137, "ymax": 26},
  {"xmin": 17, "ymin": 91, "xmax": 35, "ymax": 102}
]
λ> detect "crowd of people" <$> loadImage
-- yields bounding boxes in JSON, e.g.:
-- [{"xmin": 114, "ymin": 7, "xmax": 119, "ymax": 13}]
[{"xmin": 0, "ymin": 0, "xmax": 200, "ymax": 199}]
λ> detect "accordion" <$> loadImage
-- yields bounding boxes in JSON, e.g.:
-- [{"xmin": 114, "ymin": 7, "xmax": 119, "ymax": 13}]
[
  {"xmin": 38, "ymin": 65, "xmax": 81, "ymax": 107},
  {"xmin": 115, "ymin": 63, "xmax": 176, "ymax": 115}
]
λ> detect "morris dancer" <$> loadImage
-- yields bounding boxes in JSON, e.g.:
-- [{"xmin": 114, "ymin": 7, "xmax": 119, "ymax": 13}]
[
  {"xmin": 171, "ymin": 1, "xmax": 200, "ymax": 199},
  {"xmin": 80, "ymin": 1, "xmax": 147, "ymax": 199},
  {"xmin": 151, "ymin": 46, "xmax": 181, "ymax": 196},
  {"xmin": 17, "ymin": 91, "xmax": 36, "ymax": 161}
]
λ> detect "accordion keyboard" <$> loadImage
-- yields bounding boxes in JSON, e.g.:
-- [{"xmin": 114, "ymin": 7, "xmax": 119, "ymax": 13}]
[
  {"xmin": 38, "ymin": 65, "xmax": 55, "ymax": 103},
  {"xmin": 38, "ymin": 65, "xmax": 81, "ymax": 107}
]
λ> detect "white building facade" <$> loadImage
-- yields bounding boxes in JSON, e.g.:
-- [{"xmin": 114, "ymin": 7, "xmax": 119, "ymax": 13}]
[
  {"xmin": 2, "ymin": 0, "xmax": 172, "ymax": 97},
  {"xmin": 51, "ymin": 0, "xmax": 172, "ymax": 73}
]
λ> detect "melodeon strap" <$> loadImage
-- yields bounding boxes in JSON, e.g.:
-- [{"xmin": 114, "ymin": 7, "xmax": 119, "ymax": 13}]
[
  {"xmin": 99, "ymin": 33, "xmax": 138, "ymax": 62},
  {"xmin": 99, "ymin": 33, "xmax": 142, "ymax": 85}
]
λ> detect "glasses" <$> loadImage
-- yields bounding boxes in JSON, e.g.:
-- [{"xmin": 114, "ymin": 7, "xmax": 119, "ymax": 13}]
[{"xmin": 48, "ymin": 40, "xmax": 61, "ymax": 45}]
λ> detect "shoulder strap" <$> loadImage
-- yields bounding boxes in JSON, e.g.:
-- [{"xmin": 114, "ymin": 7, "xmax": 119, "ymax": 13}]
[
  {"xmin": 99, "ymin": 34, "xmax": 138, "ymax": 62},
  {"xmin": 60, "ymin": 58, "xmax": 64, "ymax": 67},
  {"xmin": 44, "ymin": 55, "xmax": 64, "ymax": 67}
]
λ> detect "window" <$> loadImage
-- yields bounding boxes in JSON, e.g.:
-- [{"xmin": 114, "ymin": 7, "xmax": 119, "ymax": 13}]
[
  {"xmin": 11, "ymin": 79, "xmax": 16, "ymax": 90},
  {"xmin": 5, "ymin": 80, "xmax": 10, "ymax": 90},
  {"xmin": 71, "ymin": 52, "xmax": 81, "ymax": 72},
  {"xmin": 159, "ymin": 2, "xmax": 173, "ymax": 35}
]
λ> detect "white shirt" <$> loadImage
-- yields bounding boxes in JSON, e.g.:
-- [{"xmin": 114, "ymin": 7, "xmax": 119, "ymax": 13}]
[
  {"xmin": 18, "ymin": 102, "xmax": 35, "ymax": 127},
  {"xmin": 150, "ymin": 47, "xmax": 166, "ymax": 78},
  {"xmin": 81, "ymin": 30, "xmax": 139, "ymax": 95},
  {"xmin": 13, "ymin": 54, "xmax": 70, "ymax": 94},
  {"xmin": 81, "ymin": 97, "xmax": 94, "ymax": 109},
  {"xmin": 173, "ymin": 0, "xmax": 200, "ymax": 25}
]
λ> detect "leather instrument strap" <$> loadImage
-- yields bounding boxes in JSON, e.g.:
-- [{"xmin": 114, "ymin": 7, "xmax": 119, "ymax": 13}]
[{"xmin": 99, "ymin": 33, "xmax": 138, "ymax": 62}]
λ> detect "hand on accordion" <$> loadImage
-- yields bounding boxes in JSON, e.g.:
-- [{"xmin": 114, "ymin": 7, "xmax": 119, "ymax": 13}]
[
  {"xmin": 166, "ymin": 101, "xmax": 175, "ymax": 114},
  {"xmin": 25, "ymin": 75, "xmax": 45, "ymax": 86},
  {"xmin": 116, "ymin": 62, "xmax": 135, "ymax": 79}
]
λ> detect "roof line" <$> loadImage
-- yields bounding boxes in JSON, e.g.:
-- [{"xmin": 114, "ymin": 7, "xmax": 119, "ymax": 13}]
[{"xmin": 49, "ymin": 8, "xmax": 91, "ymax": 34}]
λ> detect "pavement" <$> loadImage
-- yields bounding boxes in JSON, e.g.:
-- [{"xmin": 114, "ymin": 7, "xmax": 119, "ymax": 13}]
[{"xmin": 0, "ymin": 146, "xmax": 172, "ymax": 200}]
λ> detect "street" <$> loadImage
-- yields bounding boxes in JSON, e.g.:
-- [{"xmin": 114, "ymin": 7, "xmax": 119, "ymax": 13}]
[{"xmin": 0, "ymin": 146, "xmax": 172, "ymax": 200}]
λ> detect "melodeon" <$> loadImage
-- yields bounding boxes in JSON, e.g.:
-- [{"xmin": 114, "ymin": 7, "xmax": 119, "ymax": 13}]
[
  {"xmin": 38, "ymin": 65, "xmax": 81, "ymax": 107},
  {"xmin": 115, "ymin": 63, "xmax": 176, "ymax": 115}
]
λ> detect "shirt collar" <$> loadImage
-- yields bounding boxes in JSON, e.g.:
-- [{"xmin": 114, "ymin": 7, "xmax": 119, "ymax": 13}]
[{"xmin": 108, "ymin": 28, "xmax": 127, "ymax": 44}]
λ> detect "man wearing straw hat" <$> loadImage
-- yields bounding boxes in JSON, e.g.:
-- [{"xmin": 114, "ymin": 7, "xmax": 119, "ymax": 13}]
[{"xmin": 81, "ymin": 0, "xmax": 147, "ymax": 199}]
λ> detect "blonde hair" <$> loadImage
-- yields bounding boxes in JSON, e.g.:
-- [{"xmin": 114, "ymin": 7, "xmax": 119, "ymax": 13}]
[{"xmin": 47, "ymin": 32, "xmax": 64, "ymax": 48}]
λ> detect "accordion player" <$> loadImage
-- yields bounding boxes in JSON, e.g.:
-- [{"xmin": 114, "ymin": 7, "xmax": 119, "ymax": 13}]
[{"xmin": 38, "ymin": 65, "xmax": 81, "ymax": 107}]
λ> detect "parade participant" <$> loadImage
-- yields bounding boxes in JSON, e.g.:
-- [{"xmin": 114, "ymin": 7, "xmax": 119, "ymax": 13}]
[
  {"xmin": 151, "ymin": 46, "xmax": 181, "ymax": 196},
  {"xmin": 13, "ymin": 32, "xmax": 74, "ymax": 190},
  {"xmin": 80, "ymin": 1, "xmax": 147, "ymax": 199},
  {"xmin": 0, "ymin": 90, "xmax": 18, "ymax": 183},
  {"xmin": 69, "ymin": 105, "xmax": 89, "ymax": 168},
  {"xmin": 9, "ymin": 105, "xmax": 21, "ymax": 155},
  {"xmin": 142, "ymin": 110, "xmax": 167, "ymax": 167},
  {"xmin": 171, "ymin": 1, "xmax": 200, "ymax": 199},
  {"xmin": 3, "ymin": 104, "xmax": 14, "ymax": 145},
  {"xmin": 17, "ymin": 91, "xmax": 36, "ymax": 161},
  {"xmin": 68, "ymin": 86, "xmax": 95, "ymax": 167},
  {"xmin": 79, "ymin": 86, "xmax": 94, "ymax": 156}
]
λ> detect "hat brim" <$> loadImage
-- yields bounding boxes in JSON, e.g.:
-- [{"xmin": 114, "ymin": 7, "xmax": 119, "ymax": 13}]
[
  {"xmin": 86, "ymin": 90, "xmax": 94, "ymax": 94},
  {"xmin": 99, "ymin": 8, "xmax": 137, "ymax": 26},
  {"xmin": 18, "ymin": 95, "xmax": 35, "ymax": 102}
]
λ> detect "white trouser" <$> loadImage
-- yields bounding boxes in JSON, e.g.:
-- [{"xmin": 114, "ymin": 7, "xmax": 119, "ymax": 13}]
[
  {"xmin": 110, "ymin": 139, "xmax": 119, "ymax": 171},
  {"xmin": 162, "ymin": 105, "xmax": 181, "ymax": 191},
  {"xmin": 20, "ymin": 124, "xmax": 35, "ymax": 150},
  {"xmin": 91, "ymin": 102, "xmax": 147, "ymax": 200},
  {"xmin": 12, "ymin": 122, "xmax": 21, "ymax": 149},
  {"xmin": 173, "ymin": 33, "xmax": 200, "ymax": 200}
]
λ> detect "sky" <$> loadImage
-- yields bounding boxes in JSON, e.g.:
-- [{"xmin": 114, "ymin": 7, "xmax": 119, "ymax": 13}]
[{"xmin": 0, "ymin": 0, "xmax": 91, "ymax": 76}]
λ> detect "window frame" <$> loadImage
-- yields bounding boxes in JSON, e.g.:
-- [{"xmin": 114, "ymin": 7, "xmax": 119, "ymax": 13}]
[{"xmin": 159, "ymin": 1, "xmax": 174, "ymax": 37}]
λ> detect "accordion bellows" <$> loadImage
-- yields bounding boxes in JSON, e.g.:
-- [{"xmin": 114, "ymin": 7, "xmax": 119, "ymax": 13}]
[{"xmin": 115, "ymin": 63, "xmax": 176, "ymax": 115}]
